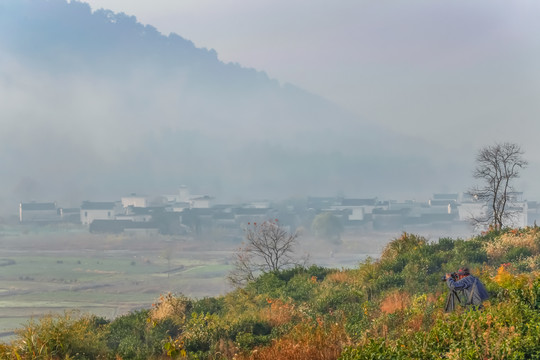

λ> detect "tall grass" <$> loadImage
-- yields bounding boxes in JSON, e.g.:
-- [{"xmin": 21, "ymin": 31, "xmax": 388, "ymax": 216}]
[{"xmin": 3, "ymin": 311, "xmax": 108, "ymax": 360}]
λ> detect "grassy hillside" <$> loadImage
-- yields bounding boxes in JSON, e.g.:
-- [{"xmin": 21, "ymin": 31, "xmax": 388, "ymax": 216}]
[{"xmin": 2, "ymin": 228, "xmax": 540, "ymax": 359}]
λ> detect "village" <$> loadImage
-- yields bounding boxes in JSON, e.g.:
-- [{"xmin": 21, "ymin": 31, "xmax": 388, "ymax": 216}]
[{"xmin": 17, "ymin": 186, "xmax": 540, "ymax": 240}]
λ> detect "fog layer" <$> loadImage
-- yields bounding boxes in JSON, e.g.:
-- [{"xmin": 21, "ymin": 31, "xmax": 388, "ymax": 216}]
[{"xmin": 0, "ymin": 0, "xmax": 496, "ymax": 212}]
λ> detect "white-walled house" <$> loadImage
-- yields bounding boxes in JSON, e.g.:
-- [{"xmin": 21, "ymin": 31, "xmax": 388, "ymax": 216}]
[
  {"xmin": 506, "ymin": 203, "xmax": 528, "ymax": 228},
  {"xmin": 19, "ymin": 202, "xmax": 59, "ymax": 222},
  {"xmin": 115, "ymin": 206, "xmax": 153, "ymax": 222},
  {"xmin": 163, "ymin": 186, "xmax": 212, "ymax": 209},
  {"xmin": 166, "ymin": 186, "xmax": 191, "ymax": 203},
  {"xmin": 121, "ymin": 194, "xmax": 149, "ymax": 208},
  {"xmin": 458, "ymin": 202, "xmax": 485, "ymax": 222},
  {"xmin": 121, "ymin": 194, "xmax": 168, "ymax": 209},
  {"xmin": 330, "ymin": 198, "xmax": 380, "ymax": 221},
  {"xmin": 458, "ymin": 197, "xmax": 528, "ymax": 230},
  {"xmin": 190, "ymin": 195, "xmax": 212, "ymax": 209},
  {"xmin": 80, "ymin": 201, "xmax": 122, "ymax": 225}
]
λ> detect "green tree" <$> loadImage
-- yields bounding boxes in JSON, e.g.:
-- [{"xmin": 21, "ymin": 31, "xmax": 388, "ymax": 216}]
[{"xmin": 311, "ymin": 212, "xmax": 344, "ymax": 243}]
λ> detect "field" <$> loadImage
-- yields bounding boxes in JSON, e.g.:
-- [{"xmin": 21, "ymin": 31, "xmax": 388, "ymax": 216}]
[
  {"xmin": 0, "ymin": 224, "xmax": 387, "ymax": 342},
  {"xmin": 0, "ymin": 225, "xmax": 240, "ymax": 341}
]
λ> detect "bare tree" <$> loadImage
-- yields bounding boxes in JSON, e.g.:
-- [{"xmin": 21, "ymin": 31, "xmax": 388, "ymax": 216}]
[
  {"xmin": 469, "ymin": 142, "xmax": 527, "ymax": 230},
  {"xmin": 227, "ymin": 220, "xmax": 303, "ymax": 287}
]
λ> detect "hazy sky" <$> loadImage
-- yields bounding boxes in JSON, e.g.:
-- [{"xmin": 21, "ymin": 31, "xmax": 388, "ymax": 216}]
[
  {"xmin": 80, "ymin": 0, "xmax": 540, "ymax": 153},
  {"xmin": 3, "ymin": 0, "xmax": 539, "ymax": 206}
]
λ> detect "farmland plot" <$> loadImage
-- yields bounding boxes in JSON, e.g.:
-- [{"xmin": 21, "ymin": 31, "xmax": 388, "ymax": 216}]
[{"xmin": 0, "ymin": 228, "xmax": 236, "ymax": 341}]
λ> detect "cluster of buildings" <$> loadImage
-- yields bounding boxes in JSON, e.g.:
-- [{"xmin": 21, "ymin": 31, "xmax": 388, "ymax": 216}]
[{"xmin": 18, "ymin": 187, "xmax": 540, "ymax": 238}]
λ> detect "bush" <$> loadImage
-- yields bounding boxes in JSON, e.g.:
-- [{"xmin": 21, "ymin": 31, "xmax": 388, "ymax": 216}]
[
  {"xmin": 192, "ymin": 296, "xmax": 225, "ymax": 315},
  {"xmin": 247, "ymin": 272, "xmax": 286, "ymax": 298},
  {"xmin": 503, "ymin": 246, "xmax": 533, "ymax": 262},
  {"xmin": 181, "ymin": 312, "xmax": 221, "ymax": 354},
  {"xmin": 373, "ymin": 272, "xmax": 404, "ymax": 292},
  {"xmin": 282, "ymin": 273, "xmax": 317, "ymax": 302},
  {"xmin": 453, "ymin": 239, "xmax": 488, "ymax": 264},
  {"xmin": 434, "ymin": 237, "xmax": 455, "ymax": 252},
  {"xmin": 10, "ymin": 311, "xmax": 109, "ymax": 360},
  {"xmin": 311, "ymin": 282, "xmax": 363, "ymax": 314},
  {"xmin": 107, "ymin": 309, "xmax": 175, "ymax": 360}
]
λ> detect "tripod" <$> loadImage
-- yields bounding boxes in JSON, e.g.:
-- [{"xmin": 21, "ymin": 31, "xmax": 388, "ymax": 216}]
[{"xmin": 444, "ymin": 289, "xmax": 464, "ymax": 313}]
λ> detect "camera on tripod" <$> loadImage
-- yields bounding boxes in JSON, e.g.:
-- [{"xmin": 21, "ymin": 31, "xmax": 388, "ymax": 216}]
[{"xmin": 441, "ymin": 272, "xmax": 458, "ymax": 282}]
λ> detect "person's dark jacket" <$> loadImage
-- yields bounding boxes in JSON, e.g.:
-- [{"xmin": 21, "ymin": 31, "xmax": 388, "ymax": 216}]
[{"xmin": 447, "ymin": 275, "xmax": 489, "ymax": 307}]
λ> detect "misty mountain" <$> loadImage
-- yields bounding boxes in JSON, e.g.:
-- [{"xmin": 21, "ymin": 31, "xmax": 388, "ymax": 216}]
[{"xmin": 0, "ymin": 0, "xmax": 465, "ymax": 212}]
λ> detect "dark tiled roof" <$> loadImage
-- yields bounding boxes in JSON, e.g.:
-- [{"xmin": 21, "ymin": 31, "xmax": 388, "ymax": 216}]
[
  {"xmin": 191, "ymin": 195, "xmax": 212, "ymax": 200},
  {"xmin": 372, "ymin": 208, "xmax": 410, "ymax": 215},
  {"xmin": 61, "ymin": 208, "xmax": 80, "ymax": 213},
  {"xmin": 341, "ymin": 198, "xmax": 377, "ymax": 206},
  {"xmin": 89, "ymin": 220, "xmax": 132, "ymax": 233},
  {"xmin": 307, "ymin": 197, "xmax": 340, "ymax": 207},
  {"xmin": 182, "ymin": 208, "xmax": 214, "ymax": 215},
  {"xmin": 128, "ymin": 206, "xmax": 164, "ymax": 215},
  {"xmin": 420, "ymin": 213, "xmax": 456, "ymax": 222},
  {"xmin": 81, "ymin": 201, "xmax": 116, "ymax": 210},
  {"xmin": 125, "ymin": 221, "xmax": 159, "ymax": 229},
  {"xmin": 20, "ymin": 202, "xmax": 56, "ymax": 211},
  {"xmin": 432, "ymin": 194, "xmax": 459, "ymax": 200},
  {"xmin": 213, "ymin": 212, "xmax": 235, "ymax": 220},
  {"xmin": 234, "ymin": 208, "xmax": 269, "ymax": 215},
  {"xmin": 430, "ymin": 199, "xmax": 456, "ymax": 206}
]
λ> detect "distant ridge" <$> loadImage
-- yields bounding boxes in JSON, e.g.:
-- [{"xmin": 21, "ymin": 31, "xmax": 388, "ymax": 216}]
[{"xmin": 0, "ymin": 0, "xmax": 463, "ymax": 212}]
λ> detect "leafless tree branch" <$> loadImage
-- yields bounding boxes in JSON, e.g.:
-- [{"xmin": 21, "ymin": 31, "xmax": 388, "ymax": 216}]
[
  {"xmin": 468, "ymin": 142, "xmax": 527, "ymax": 230},
  {"xmin": 227, "ymin": 219, "xmax": 302, "ymax": 287}
]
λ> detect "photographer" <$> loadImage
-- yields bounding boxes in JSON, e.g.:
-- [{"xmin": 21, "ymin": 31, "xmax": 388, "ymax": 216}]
[{"xmin": 444, "ymin": 267, "xmax": 489, "ymax": 312}]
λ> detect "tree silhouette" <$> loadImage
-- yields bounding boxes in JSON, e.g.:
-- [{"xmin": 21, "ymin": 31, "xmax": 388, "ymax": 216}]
[
  {"xmin": 469, "ymin": 142, "xmax": 527, "ymax": 229},
  {"xmin": 227, "ymin": 220, "xmax": 303, "ymax": 287}
]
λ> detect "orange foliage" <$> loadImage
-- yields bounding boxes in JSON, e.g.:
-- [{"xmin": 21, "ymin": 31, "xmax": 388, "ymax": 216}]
[
  {"xmin": 236, "ymin": 321, "xmax": 348, "ymax": 360},
  {"xmin": 493, "ymin": 264, "xmax": 529, "ymax": 289},
  {"xmin": 380, "ymin": 290, "xmax": 411, "ymax": 314},
  {"xmin": 262, "ymin": 298, "xmax": 296, "ymax": 327},
  {"xmin": 405, "ymin": 313, "xmax": 424, "ymax": 332},
  {"xmin": 325, "ymin": 271, "xmax": 350, "ymax": 284}
]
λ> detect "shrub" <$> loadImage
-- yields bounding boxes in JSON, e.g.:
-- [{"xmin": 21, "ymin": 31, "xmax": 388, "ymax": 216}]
[
  {"xmin": 373, "ymin": 272, "xmax": 404, "ymax": 292},
  {"xmin": 379, "ymin": 290, "xmax": 411, "ymax": 315},
  {"xmin": 434, "ymin": 237, "xmax": 455, "ymax": 252},
  {"xmin": 484, "ymin": 227, "xmax": 540, "ymax": 263},
  {"xmin": 148, "ymin": 292, "xmax": 192, "ymax": 327},
  {"xmin": 342, "ymin": 301, "xmax": 370, "ymax": 341},
  {"xmin": 181, "ymin": 312, "xmax": 221, "ymax": 354},
  {"xmin": 453, "ymin": 239, "xmax": 488, "ymax": 264},
  {"xmin": 503, "ymin": 246, "xmax": 533, "ymax": 263},
  {"xmin": 10, "ymin": 311, "xmax": 109, "ymax": 360},
  {"xmin": 107, "ymin": 309, "xmax": 174, "ymax": 360},
  {"xmin": 192, "ymin": 296, "xmax": 225, "ymax": 315},
  {"xmin": 311, "ymin": 282, "xmax": 363, "ymax": 314},
  {"xmin": 247, "ymin": 272, "xmax": 286, "ymax": 298},
  {"xmin": 282, "ymin": 273, "xmax": 317, "ymax": 302},
  {"xmin": 237, "ymin": 320, "xmax": 347, "ymax": 360},
  {"xmin": 261, "ymin": 298, "xmax": 297, "ymax": 327}
]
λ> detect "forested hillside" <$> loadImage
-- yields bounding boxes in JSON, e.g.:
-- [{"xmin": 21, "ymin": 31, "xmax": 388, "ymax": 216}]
[
  {"xmin": 2, "ymin": 228, "xmax": 540, "ymax": 359},
  {"xmin": 0, "ymin": 0, "xmax": 462, "ymax": 210}
]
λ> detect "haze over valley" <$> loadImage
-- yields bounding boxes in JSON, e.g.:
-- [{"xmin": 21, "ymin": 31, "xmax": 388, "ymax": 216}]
[
  {"xmin": 3, "ymin": 1, "xmax": 540, "ymax": 349},
  {"xmin": 3, "ymin": 0, "xmax": 539, "ymax": 215}
]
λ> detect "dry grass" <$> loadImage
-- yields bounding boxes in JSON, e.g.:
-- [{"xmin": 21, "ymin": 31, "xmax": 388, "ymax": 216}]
[
  {"xmin": 380, "ymin": 290, "xmax": 411, "ymax": 314},
  {"xmin": 262, "ymin": 298, "xmax": 296, "ymax": 327},
  {"xmin": 324, "ymin": 270, "xmax": 361, "ymax": 287},
  {"xmin": 149, "ymin": 292, "xmax": 191, "ymax": 326},
  {"xmin": 237, "ymin": 321, "xmax": 348, "ymax": 360},
  {"xmin": 484, "ymin": 228, "xmax": 540, "ymax": 262}
]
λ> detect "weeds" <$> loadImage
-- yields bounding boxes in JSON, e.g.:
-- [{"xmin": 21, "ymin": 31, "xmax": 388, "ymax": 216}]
[{"xmin": 3, "ymin": 228, "xmax": 540, "ymax": 359}]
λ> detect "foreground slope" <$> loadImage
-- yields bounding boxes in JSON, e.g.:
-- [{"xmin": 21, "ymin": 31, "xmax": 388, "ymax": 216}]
[{"xmin": 2, "ymin": 228, "xmax": 540, "ymax": 359}]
